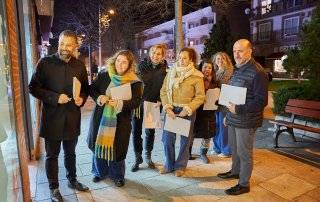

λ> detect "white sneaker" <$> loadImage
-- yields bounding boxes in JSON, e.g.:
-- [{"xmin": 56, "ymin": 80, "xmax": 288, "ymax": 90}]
[
  {"xmin": 217, "ymin": 153, "xmax": 231, "ymax": 158},
  {"xmin": 210, "ymin": 150, "xmax": 219, "ymax": 155}
]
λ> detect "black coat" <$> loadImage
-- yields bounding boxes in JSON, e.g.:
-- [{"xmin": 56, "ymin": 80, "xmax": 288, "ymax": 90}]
[
  {"xmin": 226, "ymin": 59, "xmax": 268, "ymax": 129},
  {"xmin": 137, "ymin": 58, "xmax": 167, "ymax": 102},
  {"xmin": 29, "ymin": 54, "xmax": 89, "ymax": 140},
  {"xmin": 193, "ymin": 82, "xmax": 217, "ymax": 139},
  {"xmin": 87, "ymin": 70, "xmax": 142, "ymax": 161}
]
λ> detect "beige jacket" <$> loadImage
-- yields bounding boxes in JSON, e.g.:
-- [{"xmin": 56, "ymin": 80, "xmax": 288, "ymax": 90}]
[{"xmin": 160, "ymin": 69, "xmax": 205, "ymax": 115}]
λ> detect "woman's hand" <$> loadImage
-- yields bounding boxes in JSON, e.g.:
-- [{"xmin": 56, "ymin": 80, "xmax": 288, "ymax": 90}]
[
  {"xmin": 108, "ymin": 99, "xmax": 118, "ymax": 107},
  {"xmin": 97, "ymin": 95, "xmax": 109, "ymax": 106},
  {"xmin": 166, "ymin": 108, "xmax": 176, "ymax": 119},
  {"xmin": 178, "ymin": 109, "xmax": 188, "ymax": 117}
]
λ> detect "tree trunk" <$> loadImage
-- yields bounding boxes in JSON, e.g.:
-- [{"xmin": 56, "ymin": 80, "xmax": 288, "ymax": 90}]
[{"xmin": 175, "ymin": 0, "xmax": 183, "ymax": 56}]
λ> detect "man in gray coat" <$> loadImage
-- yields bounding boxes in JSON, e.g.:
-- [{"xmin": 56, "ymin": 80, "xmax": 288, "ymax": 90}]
[{"xmin": 217, "ymin": 39, "xmax": 268, "ymax": 195}]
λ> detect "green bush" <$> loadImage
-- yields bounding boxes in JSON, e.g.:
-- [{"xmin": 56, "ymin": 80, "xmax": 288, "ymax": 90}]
[{"xmin": 272, "ymin": 81, "xmax": 320, "ymax": 115}]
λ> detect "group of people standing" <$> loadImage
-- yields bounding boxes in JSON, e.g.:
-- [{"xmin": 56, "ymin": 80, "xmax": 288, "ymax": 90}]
[{"xmin": 29, "ymin": 30, "xmax": 268, "ymax": 202}]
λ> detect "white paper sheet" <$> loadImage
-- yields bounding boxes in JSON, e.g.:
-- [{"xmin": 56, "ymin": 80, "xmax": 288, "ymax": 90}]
[
  {"xmin": 218, "ymin": 84, "xmax": 247, "ymax": 107},
  {"xmin": 203, "ymin": 88, "xmax": 220, "ymax": 110},
  {"xmin": 110, "ymin": 83, "xmax": 132, "ymax": 100},
  {"xmin": 73, "ymin": 77, "xmax": 81, "ymax": 99},
  {"xmin": 164, "ymin": 116, "xmax": 191, "ymax": 137},
  {"xmin": 143, "ymin": 101, "xmax": 161, "ymax": 129}
]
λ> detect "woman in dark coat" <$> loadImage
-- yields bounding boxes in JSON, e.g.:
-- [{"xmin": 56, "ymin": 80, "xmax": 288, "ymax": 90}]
[
  {"xmin": 189, "ymin": 59, "xmax": 218, "ymax": 163},
  {"xmin": 87, "ymin": 50, "xmax": 142, "ymax": 187}
]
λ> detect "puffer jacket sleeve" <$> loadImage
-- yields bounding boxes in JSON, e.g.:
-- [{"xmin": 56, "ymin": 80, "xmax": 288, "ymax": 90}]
[
  {"xmin": 187, "ymin": 77, "xmax": 205, "ymax": 113},
  {"xmin": 160, "ymin": 74, "xmax": 171, "ymax": 111}
]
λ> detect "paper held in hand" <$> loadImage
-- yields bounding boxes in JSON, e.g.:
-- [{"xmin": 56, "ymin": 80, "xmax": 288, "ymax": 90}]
[
  {"xmin": 73, "ymin": 77, "xmax": 81, "ymax": 99},
  {"xmin": 143, "ymin": 101, "xmax": 161, "ymax": 129},
  {"xmin": 218, "ymin": 84, "xmax": 247, "ymax": 107},
  {"xmin": 110, "ymin": 83, "xmax": 132, "ymax": 100},
  {"xmin": 164, "ymin": 116, "xmax": 191, "ymax": 137},
  {"xmin": 203, "ymin": 88, "xmax": 220, "ymax": 110}
]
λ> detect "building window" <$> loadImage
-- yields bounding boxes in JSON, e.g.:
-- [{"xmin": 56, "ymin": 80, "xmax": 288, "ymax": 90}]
[
  {"xmin": 284, "ymin": 16, "xmax": 299, "ymax": 37},
  {"xmin": 286, "ymin": 0, "xmax": 303, "ymax": 8},
  {"xmin": 261, "ymin": 0, "xmax": 272, "ymax": 15},
  {"xmin": 258, "ymin": 22, "xmax": 271, "ymax": 41},
  {"xmin": 208, "ymin": 18, "xmax": 214, "ymax": 24}
]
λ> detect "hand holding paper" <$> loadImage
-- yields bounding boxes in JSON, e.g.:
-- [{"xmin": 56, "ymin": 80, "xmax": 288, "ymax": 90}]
[{"xmin": 218, "ymin": 84, "xmax": 247, "ymax": 107}]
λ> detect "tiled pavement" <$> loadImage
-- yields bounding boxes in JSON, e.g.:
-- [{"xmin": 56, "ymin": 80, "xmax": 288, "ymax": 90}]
[{"xmin": 30, "ymin": 99, "xmax": 320, "ymax": 202}]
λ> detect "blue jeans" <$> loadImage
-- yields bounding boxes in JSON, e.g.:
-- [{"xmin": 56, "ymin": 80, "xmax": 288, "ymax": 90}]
[
  {"xmin": 213, "ymin": 111, "xmax": 231, "ymax": 155},
  {"xmin": 92, "ymin": 156, "xmax": 125, "ymax": 181},
  {"xmin": 162, "ymin": 107, "xmax": 196, "ymax": 172}
]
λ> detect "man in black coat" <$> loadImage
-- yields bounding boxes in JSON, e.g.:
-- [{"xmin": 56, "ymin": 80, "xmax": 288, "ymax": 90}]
[
  {"xmin": 217, "ymin": 39, "xmax": 268, "ymax": 195},
  {"xmin": 29, "ymin": 30, "xmax": 89, "ymax": 202},
  {"xmin": 131, "ymin": 44, "xmax": 167, "ymax": 172}
]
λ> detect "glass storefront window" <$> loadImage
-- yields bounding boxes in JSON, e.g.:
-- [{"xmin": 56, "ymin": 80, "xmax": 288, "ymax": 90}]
[{"xmin": 0, "ymin": 1, "xmax": 24, "ymax": 201}]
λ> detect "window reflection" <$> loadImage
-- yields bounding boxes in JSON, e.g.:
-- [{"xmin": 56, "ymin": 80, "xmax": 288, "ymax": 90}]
[{"xmin": 0, "ymin": 1, "xmax": 23, "ymax": 201}]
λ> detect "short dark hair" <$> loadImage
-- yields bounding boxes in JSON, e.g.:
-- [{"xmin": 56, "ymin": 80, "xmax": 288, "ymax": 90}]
[
  {"xmin": 59, "ymin": 30, "xmax": 78, "ymax": 44},
  {"xmin": 180, "ymin": 47, "xmax": 197, "ymax": 64}
]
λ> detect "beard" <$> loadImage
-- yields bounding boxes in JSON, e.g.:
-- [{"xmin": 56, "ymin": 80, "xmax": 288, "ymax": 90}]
[{"xmin": 58, "ymin": 50, "xmax": 72, "ymax": 61}]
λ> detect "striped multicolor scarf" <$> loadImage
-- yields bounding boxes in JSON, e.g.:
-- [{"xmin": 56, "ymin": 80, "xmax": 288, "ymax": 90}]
[{"xmin": 95, "ymin": 65, "xmax": 139, "ymax": 161}]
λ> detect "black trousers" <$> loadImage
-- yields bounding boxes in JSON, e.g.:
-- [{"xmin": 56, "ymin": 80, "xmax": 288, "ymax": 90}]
[
  {"xmin": 132, "ymin": 102, "xmax": 155, "ymax": 156},
  {"xmin": 45, "ymin": 137, "xmax": 78, "ymax": 189}
]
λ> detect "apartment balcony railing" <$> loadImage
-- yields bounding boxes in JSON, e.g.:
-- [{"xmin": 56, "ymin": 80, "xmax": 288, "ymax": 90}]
[
  {"xmin": 250, "ymin": 0, "xmax": 317, "ymax": 20},
  {"xmin": 252, "ymin": 28, "xmax": 300, "ymax": 45}
]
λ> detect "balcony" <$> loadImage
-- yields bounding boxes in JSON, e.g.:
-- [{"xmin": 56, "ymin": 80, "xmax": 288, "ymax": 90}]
[
  {"xmin": 252, "ymin": 28, "xmax": 300, "ymax": 46},
  {"xmin": 186, "ymin": 23, "xmax": 213, "ymax": 38},
  {"xmin": 143, "ymin": 33, "xmax": 173, "ymax": 48},
  {"xmin": 250, "ymin": 0, "xmax": 317, "ymax": 20}
]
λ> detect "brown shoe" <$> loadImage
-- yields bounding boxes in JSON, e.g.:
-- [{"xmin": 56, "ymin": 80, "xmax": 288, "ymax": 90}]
[
  {"xmin": 175, "ymin": 169, "xmax": 185, "ymax": 177},
  {"xmin": 159, "ymin": 167, "xmax": 170, "ymax": 174}
]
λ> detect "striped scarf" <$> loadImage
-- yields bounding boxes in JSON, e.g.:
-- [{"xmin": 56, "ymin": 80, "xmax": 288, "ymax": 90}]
[{"xmin": 95, "ymin": 65, "xmax": 139, "ymax": 161}]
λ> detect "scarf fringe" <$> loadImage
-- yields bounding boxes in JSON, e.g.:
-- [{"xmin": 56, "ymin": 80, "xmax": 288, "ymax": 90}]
[{"xmin": 95, "ymin": 145, "xmax": 114, "ymax": 161}]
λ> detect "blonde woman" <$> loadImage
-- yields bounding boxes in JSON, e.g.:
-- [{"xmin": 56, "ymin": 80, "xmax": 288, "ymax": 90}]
[
  {"xmin": 211, "ymin": 52, "xmax": 234, "ymax": 157},
  {"xmin": 131, "ymin": 44, "xmax": 168, "ymax": 172},
  {"xmin": 160, "ymin": 47, "xmax": 205, "ymax": 177},
  {"xmin": 87, "ymin": 50, "xmax": 142, "ymax": 187}
]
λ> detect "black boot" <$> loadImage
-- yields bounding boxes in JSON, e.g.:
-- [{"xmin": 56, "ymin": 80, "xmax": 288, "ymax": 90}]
[
  {"xmin": 145, "ymin": 152, "xmax": 155, "ymax": 169},
  {"xmin": 189, "ymin": 145, "xmax": 195, "ymax": 160},
  {"xmin": 131, "ymin": 153, "xmax": 143, "ymax": 172},
  {"xmin": 200, "ymin": 148, "xmax": 209, "ymax": 164}
]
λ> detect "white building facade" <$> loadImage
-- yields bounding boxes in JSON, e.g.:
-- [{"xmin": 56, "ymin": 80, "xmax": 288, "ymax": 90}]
[
  {"xmin": 249, "ymin": 0, "xmax": 317, "ymax": 73},
  {"xmin": 136, "ymin": 6, "xmax": 216, "ymax": 64}
]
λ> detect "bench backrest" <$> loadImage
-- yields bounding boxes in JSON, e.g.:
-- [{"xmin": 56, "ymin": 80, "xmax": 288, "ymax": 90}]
[{"xmin": 285, "ymin": 99, "xmax": 320, "ymax": 120}]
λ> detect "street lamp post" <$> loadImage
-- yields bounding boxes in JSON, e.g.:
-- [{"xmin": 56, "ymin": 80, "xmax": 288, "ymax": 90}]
[{"xmin": 98, "ymin": 7, "xmax": 113, "ymax": 68}]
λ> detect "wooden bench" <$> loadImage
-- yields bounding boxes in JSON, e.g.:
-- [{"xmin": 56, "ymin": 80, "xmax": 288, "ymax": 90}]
[{"xmin": 269, "ymin": 99, "xmax": 320, "ymax": 148}]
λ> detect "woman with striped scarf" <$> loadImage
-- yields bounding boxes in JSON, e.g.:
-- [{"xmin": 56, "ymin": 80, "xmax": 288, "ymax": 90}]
[{"xmin": 87, "ymin": 50, "xmax": 142, "ymax": 187}]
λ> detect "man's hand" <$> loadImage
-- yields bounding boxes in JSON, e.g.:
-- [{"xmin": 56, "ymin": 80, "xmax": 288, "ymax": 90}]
[
  {"xmin": 227, "ymin": 102, "xmax": 236, "ymax": 114},
  {"xmin": 223, "ymin": 117, "xmax": 227, "ymax": 127},
  {"xmin": 166, "ymin": 108, "xmax": 176, "ymax": 119},
  {"xmin": 58, "ymin": 94, "xmax": 71, "ymax": 104},
  {"xmin": 74, "ymin": 97, "xmax": 84, "ymax": 107},
  {"xmin": 178, "ymin": 109, "xmax": 188, "ymax": 117},
  {"xmin": 108, "ymin": 99, "xmax": 118, "ymax": 107}
]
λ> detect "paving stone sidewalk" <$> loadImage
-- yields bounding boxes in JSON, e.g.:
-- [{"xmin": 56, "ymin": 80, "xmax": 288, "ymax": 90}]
[{"xmin": 31, "ymin": 99, "xmax": 320, "ymax": 202}]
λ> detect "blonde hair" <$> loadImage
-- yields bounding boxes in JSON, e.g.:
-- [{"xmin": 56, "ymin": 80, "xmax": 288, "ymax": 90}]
[
  {"xmin": 106, "ymin": 50, "xmax": 137, "ymax": 73},
  {"xmin": 211, "ymin": 52, "xmax": 233, "ymax": 73},
  {"xmin": 149, "ymin": 43, "xmax": 167, "ymax": 57}
]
